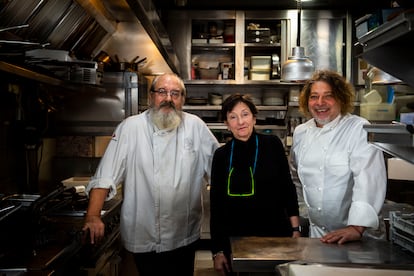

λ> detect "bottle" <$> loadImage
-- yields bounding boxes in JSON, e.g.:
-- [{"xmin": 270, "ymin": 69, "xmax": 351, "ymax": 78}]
[{"xmin": 286, "ymin": 117, "xmax": 293, "ymax": 147}]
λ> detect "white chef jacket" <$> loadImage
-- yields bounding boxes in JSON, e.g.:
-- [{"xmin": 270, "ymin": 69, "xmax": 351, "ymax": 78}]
[
  {"xmin": 86, "ymin": 110, "xmax": 219, "ymax": 253},
  {"xmin": 290, "ymin": 114, "xmax": 386, "ymax": 239}
]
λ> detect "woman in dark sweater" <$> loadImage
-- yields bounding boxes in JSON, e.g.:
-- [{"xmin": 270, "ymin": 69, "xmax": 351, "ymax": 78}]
[{"xmin": 210, "ymin": 94, "xmax": 300, "ymax": 275}]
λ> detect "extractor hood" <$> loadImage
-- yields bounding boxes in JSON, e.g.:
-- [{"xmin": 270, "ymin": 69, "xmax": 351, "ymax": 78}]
[
  {"xmin": 0, "ymin": 0, "xmax": 179, "ymax": 76},
  {"xmin": 358, "ymin": 11, "xmax": 414, "ymax": 88}
]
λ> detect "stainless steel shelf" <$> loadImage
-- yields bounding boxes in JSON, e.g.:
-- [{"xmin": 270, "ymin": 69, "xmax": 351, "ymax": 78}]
[
  {"xmin": 207, "ymin": 123, "xmax": 285, "ymax": 130},
  {"xmin": 0, "ymin": 61, "xmax": 62, "ymax": 86},
  {"xmin": 184, "ymin": 79, "xmax": 302, "ymax": 85},
  {"xmin": 184, "ymin": 105, "xmax": 287, "ymax": 111},
  {"xmin": 371, "ymin": 143, "xmax": 414, "ymax": 164},
  {"xmin": 363, "ymin": 123, "xmax": 414, "ymax": 164},
  {"xmin": 358, "ymin": 12, "xmax": 414, "ymax": 88}
]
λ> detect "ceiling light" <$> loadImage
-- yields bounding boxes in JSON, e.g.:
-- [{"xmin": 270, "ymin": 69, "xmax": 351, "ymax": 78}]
[{"xmin": 281, "ymin": 0, "xmax": 315, "ymax": 82}]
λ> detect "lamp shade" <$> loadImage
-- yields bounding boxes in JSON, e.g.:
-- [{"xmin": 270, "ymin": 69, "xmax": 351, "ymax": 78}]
[{"xmin": 281, "ymin": 46, "xmax": 314, "ymax": 82}]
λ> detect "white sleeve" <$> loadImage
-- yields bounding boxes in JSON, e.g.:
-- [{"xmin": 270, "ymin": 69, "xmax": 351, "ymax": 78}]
[
  {"xmin": 86, "ymin": 121, "xmax": 128, "ymax": 200},
  {"xmin": 348, "ymin": 121, "xmax": 387, "ymax": 228}
]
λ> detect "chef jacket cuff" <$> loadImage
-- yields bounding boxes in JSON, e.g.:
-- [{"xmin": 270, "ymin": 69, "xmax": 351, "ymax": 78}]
[
  {"xmin": 348, "ymin": 201, "xmax": 379, "ymax": 229},
  {"xmin": 85, "ymin": 177, "xmax": 117, "ymax": 200}
]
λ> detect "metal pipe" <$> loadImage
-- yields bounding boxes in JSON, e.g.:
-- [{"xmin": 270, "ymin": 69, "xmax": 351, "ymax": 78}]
[{"xmin": 0, "ymin": 24, "xmax": 29, "ymax": 33}]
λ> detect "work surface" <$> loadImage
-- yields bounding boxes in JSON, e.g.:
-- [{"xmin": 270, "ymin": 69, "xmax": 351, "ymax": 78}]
[{"xmin": 230, "ymin": 237, "xmax": 414, "ymax": 273}]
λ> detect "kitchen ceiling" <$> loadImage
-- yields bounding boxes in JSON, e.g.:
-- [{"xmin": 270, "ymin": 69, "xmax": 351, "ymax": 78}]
[
  {"xmin": 153, "ymin": 0, "xmax": 404, "ymax": 12},
  {"xmin": 1, "ymin": 0, "xmax": 411, "ymax": 78}
]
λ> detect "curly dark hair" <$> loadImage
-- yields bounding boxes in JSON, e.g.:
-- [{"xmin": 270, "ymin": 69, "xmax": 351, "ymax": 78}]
[
  {"xmin": 221, "ymin": 94, "xmax": 258, "ymax": 121},
  {"xmin": 299, "ymin": 70, "xmax": 355, "ymax": 118}
]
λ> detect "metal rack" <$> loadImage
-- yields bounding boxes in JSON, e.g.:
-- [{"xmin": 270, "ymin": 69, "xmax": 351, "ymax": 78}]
[
  {"xmin": 358, "ymin": 12, "xmax": 414, "ymax": 88},
  {"xmin": 363, "ymin": 124, "xmax": 414, "ymax": 164}
]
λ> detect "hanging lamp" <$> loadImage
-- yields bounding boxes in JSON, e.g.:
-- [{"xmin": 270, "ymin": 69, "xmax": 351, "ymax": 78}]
[{"xmin": 281, "ymin": 0, "xmax": 314, "ymax": 82}]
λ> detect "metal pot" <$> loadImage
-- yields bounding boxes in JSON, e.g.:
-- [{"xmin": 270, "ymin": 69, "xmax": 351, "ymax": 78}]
[{"xmin": 281, "ymin": 46, "xmax": 314, "ymax": 82}]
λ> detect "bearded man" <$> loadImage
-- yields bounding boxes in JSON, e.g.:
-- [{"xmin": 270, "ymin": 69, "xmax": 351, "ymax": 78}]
[{"xmin": 83, "ymin": 73, "xmax": 219, "ymax": 276}]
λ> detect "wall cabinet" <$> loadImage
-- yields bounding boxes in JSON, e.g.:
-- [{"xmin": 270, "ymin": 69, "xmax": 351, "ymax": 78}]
[
  {"xmin": 164, "ymin": 10, "xmax": 302, "ymax": 145},
  {"xmin": 182, "ymin": 10, "xmax": 295, "ymax": 83}
]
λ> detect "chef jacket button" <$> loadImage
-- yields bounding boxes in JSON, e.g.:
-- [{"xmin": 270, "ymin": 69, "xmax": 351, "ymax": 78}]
[
  {"xmin": 318, "ymin": 187, "xmax": 322, "ymax": 191},
  {"xmin": 322, "ymin": 226, "xmax": 326, "ymax": 230},
  {"xmin": 319, "ymin": 166, "xmax": 323, "ymax": 170},
  {"xmin": 317, "ymin": 207, "xmax": 321, "ymax": 211}
]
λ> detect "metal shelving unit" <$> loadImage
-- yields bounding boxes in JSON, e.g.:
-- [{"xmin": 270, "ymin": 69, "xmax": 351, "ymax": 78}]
[
  {"xmin": 358, "ymin": 12, "xmax": 414, "ymax": 88},
  {"xmin": 363, "ymin": 124, "xmax": 414, "ymax": 164},
  {"xmin": 359, "ymin": 11, "xmax": 414, "ymax": 163}
]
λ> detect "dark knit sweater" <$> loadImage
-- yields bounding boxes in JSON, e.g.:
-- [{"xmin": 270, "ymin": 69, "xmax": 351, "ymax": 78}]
[{"xmin": 210, "ymin": 132, "xmax": 299, "ymax": 255}]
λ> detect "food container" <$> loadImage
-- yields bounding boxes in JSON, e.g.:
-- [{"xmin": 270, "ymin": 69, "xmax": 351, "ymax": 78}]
[
  {"xmin": 199, "ymin": 68, "xmax": 220, "ymax": 80},
  {"xmin": 250, "ymin": 56, "xmax": 271, "ymax": 70},
  {"xmin": 250, "ymin": 69, "xmax": 271, "ymax": 80},
  {"xmin": 62, "ymin": 176, "xmax": 91, "ymax": 188},
  {"xmin": 359, "ymin": 103, "xmax": 396, "ymax": 121}
]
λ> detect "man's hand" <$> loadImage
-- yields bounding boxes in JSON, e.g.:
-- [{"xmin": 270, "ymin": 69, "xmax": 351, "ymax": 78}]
[
  {"xmin": 213, "ymin": 252, "xmax": 231, "ymax": 276},
  {"xmin": 320, "ymin": 225, "xmax": 364, "ymax": 244},
  {"xmin": 82, "ymin": 215, "xmax": 105, "ymax": 244}
]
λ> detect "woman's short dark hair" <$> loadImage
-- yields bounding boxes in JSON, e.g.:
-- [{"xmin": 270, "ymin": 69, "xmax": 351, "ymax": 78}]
[
  {"xmin": 299, "ymin": 70, "xmax": 355, "ymax": 118},
  {"xmin": 221, "ymin": 94, "xmax": 258, "ymax": 121}
]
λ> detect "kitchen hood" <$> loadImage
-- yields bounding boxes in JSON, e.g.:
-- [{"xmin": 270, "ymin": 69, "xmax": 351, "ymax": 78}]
[
  {"xmin": 0, "ymin": 0, "xmax": 179, "ymax": 76},
  {"xmin": 358, "ymin": 11, "xmax": 414, "ymax": 88}
]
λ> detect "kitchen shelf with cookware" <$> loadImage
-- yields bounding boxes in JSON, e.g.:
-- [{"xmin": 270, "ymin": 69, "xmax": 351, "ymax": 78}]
[
  {"xmin": 189, "ymin": 12, "xmax": 289, "ymax": 84},
  {"xmin": 179, "ymin": 11, "xmax": 303, "ymax": 146},
  {"xmin": 357, "ymin": 9, "xmax": 414, "ymax": 255},
  {"xmin": 358, "ymin": 10, "xmax": 414, "ymax": 165}
]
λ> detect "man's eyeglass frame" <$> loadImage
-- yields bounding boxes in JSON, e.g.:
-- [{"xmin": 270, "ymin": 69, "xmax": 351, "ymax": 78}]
[{"xmin": 152, "ymin": 89, "xmax": 183, "ymax": 99}]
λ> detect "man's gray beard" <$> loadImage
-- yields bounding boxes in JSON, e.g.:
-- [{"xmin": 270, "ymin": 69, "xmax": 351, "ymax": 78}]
[
  {"xmin": 314, "ymin": 117, "xmax": 331, "ymax": 126},
  {"xmin": 150, "ymin": 106, "xmax": 182, "ymax": 130}
]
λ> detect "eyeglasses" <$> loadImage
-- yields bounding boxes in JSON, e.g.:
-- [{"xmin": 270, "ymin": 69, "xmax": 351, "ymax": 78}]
[
  {"xmin": 227, "ymin": 166, "xmax": 255, "ymax": 197},
  {"xmin": 226, "ymin": 135, "xmax": 258, "ymax": 197},
  {"xmin": 152, "ymin": 88, "xmax": 182, "ymax": 99}
]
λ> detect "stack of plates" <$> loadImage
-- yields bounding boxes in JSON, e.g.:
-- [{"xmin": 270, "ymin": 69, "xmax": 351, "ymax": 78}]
[
  {"xmin": 245, "ymin": 94, "xmax": 262, "ymax": 105},
  {"xmin": 263, "ymin": 90, "xmax": 284, "ymax": 105}
]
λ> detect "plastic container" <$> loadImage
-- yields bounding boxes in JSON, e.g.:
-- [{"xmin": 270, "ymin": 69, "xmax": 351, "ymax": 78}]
[
  {"xmin": 249, "ymin": 69, "xmax": 270, "ymax": 80},
  {"xmin": 61, "ymin": 176, "xmax": 91, "ymax": 188},
  {"xmin": 363, "ymin": 89, "xmax": 382, "ymax": 104},
  {"xmin": 359, "ymin": 103, "xmax": 396, "ymax": 121},
  {"xmin": 250, "ymin": 56, "xmax": 271, "ymax": 70}
]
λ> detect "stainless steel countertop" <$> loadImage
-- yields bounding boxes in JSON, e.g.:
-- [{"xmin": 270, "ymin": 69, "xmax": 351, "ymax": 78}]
[{"xmin": 230, "ymin": 237, "xmax": 414, "ymax": 272}]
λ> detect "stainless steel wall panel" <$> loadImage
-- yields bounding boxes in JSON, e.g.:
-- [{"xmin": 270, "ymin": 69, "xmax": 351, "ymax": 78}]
[{"xmin": 300, "ymin": 10, "xmax": 349, "ymax": 76}]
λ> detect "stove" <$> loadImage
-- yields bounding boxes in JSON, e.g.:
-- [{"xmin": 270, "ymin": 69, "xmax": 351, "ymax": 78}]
[{"xmin": 0, "ymin": 186, "xmax": 122, "ymax": 275}]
